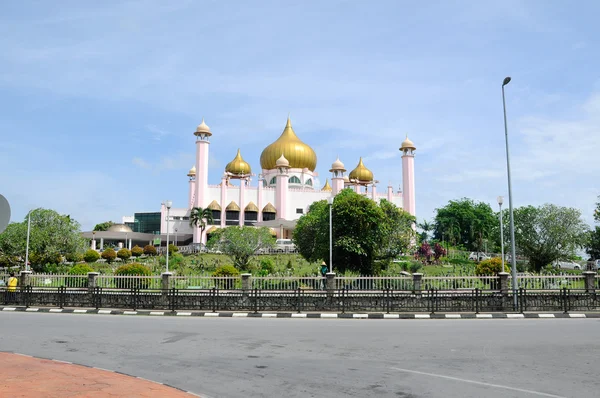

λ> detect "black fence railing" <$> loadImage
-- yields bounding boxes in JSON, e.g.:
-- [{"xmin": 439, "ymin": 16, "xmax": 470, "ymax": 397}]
[{"xmin": 1, "ymin": 287, "xmax": 599, "ymax": 314}]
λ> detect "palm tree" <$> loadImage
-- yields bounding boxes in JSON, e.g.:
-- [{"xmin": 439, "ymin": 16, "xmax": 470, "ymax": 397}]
[
  {"xmin": 417, "ymin": 220, "xmax": 433, "ymax": 242},
  {"xmin": 189, "ymin": 207, "xmax": 214, "ymax": 239}
]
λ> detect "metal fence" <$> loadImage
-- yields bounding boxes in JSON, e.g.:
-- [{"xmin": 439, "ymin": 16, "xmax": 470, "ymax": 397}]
[
  {"xmin": 510, "ymin": 275, "xmax": 586, "ymax": 290},
  {"xmin": 335, "ymin": 276, "xmax": 413, "ymax": 291}
]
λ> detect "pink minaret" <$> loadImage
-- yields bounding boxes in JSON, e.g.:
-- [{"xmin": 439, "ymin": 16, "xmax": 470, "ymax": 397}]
[
  {"xmin": 257, "ymin": 175, "xmax": 264, "ymax": 223},
  {"xmin": 187, "ymin": 166, "xmax": 196, "ymax": 209},
  {"xmin": 275, "ymin": 154, "xmax": 290, "ymax": 220},
  {"xmin": 194, "ymin": 119, "xmax": 212, "ymax": 244},
  {"xmin": 371, "ymin": 183, "xmax": 377, "ymax": 201},
  {"xmin": 400, "ymin": 135, "xmax": 416, "ymax": 217},
  {"xmin": 239, "ymin": 178, "xmax": 246, "ymax": 226},
  {"xmin": 387, "ymin": 183, "xmax": 393, "ymax": 202},
  {"xmin": 220, "ymin": 174, "xmax": 227, "ymax": 228},
  {"xmin": 329, "ymin": 156, "xmax": 346, "ymax": 195}
]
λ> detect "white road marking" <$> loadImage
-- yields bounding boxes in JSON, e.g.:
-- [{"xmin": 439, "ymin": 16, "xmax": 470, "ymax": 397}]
[
  {"xmin": 149, "ymin": 311, "xmax": 164, "ymax": 316},
  {"xmin": 12, "ymin": 353, "xmax": 33, "ymax": 357},
  {"xmin": 476, "ymin": 314, "xmax": 493, "ymax": 318},
  {"xmin": 73, "ymin": 309, "xmax": 88, "ymax": 313},
  {"xmin": 52, "ymin": 359, "xmax": 72, "ymax": 364},
  {"xmin": 383, "ymin": 314, "xmax": 399, "ymax": 319},
  {"xmin": 232, "ymin": 313, "xmax": 248, "ymax": 317},
  {"xmin": 49, "ymin": 309, "xmax": 63, "ymax": 313},
  {"xmin": 353, "ymin": 314, "xmax": 368, "ymax": 318},
  {"xmin": 390, "ymin": 367, "xmax": 566, "ymax": 397},
  {"xmin": 93, "ymin": 367, "xmax": 115, "ymax": 373},
  {"xmin": 25, "ymin": 308, "xmax": 39, "ymax": 312},
  {"xmin": 291, "ymin": 313, "xmax": 307, "ymax": 318},
  {"xmin": 123, "ymin": 311, "xmax": 137, "ymax": 315},
  {"xmin": 507, "ymin": 314, "xmax": 524, "ymax": 318},
  {"xmin": 445, "ymin": 314, "xmax": 461, "ymax": 319},
  {"xmin": 415, "ymin": 314, "xmax": 430, "ymax": 319},
  {"xmin": 569, "ymin": 314, "xmax": 586, "ymax": 318},
  {"xmin": 538, "ymin": 314, "xmax": 555, "ymax": 318},
  {"xmin": 204, "ymin": 312, "xmax": 219, "ymax": 317},
  {"xmin": 261, "ymin": 313, "xmax": 277, "ymax": 318},
  {"xmin": 176, "ymin": 312, "xmax": 192, "ymax": 316},
  {"xmin": 98, "ymin": 310, "xmax": 112, "ymax": 314},
  {"xmin": 320, "ymin": 313, "xmax": 338, "ymax": 318},
  {"xmin": 2, "ymin": 308, "xmax": 16, "ymax": 311}
]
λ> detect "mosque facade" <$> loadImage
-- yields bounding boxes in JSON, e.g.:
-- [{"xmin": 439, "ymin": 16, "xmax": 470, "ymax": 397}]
[{"xmin": 123, "ymin": 117, "xmax": 417, "ymax": 245}]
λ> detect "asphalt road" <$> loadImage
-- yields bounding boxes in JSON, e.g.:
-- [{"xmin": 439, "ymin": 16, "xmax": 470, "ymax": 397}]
[{"xmin": 1, "ymin": 313, "xmax": 598, "ymax": 398}]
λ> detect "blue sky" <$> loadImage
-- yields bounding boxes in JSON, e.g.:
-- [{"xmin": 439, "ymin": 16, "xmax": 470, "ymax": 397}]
[{"xmin": 1, "ymin": 0, "xmax": 599, "ymax": 230}]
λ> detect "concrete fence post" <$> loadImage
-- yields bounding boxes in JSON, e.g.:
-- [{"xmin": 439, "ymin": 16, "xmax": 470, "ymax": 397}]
[
  {"xmin": 19, "ymin": 270, "xmax": 32, "ymax": 287},
  {"xmin": 326, "ymin": 273, "xmax": 336, "ymax": 299},
  {"xmin": 87, "ymin": 272, "xmax": 99, "ymax": 293},
  {"xmin": 161, "ymin": 272, "xmax": 172, "ymax": 291},
  {"xmin": 498, "ymin": 272, "xmax": 509, "ymax": 294},
  {"xmin": 241, "ymin": 274, "xmax": 252, "ymax": 292},
  {"xmin": 583, "ymin": 271, "xmax": 596, "ymax": 293},
  {"xmin": 412, "ymin": 273, "xmax": 423, "ymax": 293}
]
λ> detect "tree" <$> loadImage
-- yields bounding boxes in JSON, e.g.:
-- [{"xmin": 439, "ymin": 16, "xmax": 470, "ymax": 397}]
[
  {"xmin": 101, "ymin": 248, "xmax": 117, "ymax": 264},
  {"xmin": 417, "ymin": 241, "xmax": 432, "ymax": 264},
  {"xmin": 0, "ymin": 208, "xmax": 86, "ymax": 271},
  {"xmin": 433, "ymin": 242, "xmax": 447, "ymax": 263},
  {"xmin": 117, "ymin": 248, "xmax": 131, "ymax": 261},
  {"xmin": 513, "ymin": 204, "xmax": 589, "ymax": 272},
  {"xmin": 293, "ymin": 189, "xmax": 414, "ymax": 275},
  {"xmin": 417, "ymin": 220, "xmax": 433, "ymax": 242},
  {"xmin": 131, "ymin": 245, "xmax": 143, "ymax": 257},
  {"xmin": 189, "ymin": 207, "xmax": 213, "ymax": 238},
  {"xmin": 433, "ymin": 198, "xmax": 496, "ymax": 252},
  {"xmin": 143, "ymin": 245, "xmax": 157, "ymax": 256},
  {"xmin": 207, "ymin": 226, "xmax": 274, "ymax": 270},
  {"xmin": 587, "ymin": 227, "xmax": 600, "ymax": 260},
  {"xmin": 594, "ymin": 196, "xmax": 600, "ymax": 223},
  {"xmin": 84, "ymin": 249, "xmax": 100, "ymax": 263},
  {"xmin": 93, "ymin": 221, "xmax": 114, "ymax": 231}
]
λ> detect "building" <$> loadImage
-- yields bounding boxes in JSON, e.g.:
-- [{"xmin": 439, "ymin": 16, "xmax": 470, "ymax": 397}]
[{"xmin": 122, "ymin": 117, "xmax": 417, "ymax": 245}]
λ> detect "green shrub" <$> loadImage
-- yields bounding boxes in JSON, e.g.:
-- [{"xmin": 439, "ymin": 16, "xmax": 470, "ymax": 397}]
[
  {"xmin": 65, "ymin": 252, "xmax": 84, "ymax": 263},
  {"xmin": 101, "ymin": 248, "xmax": 117, "ymax": 264},
  {"xmin": 83, "ymin": 249, "xmax": 100, "ymax": 263},
  {"xmin": 131, "ymin": 245, "xmax": 143, "ymax": 257},
  {"xmin": 114, "ymin": 263, "xmax": 152, "ymax": 289},
  {"xmin": 66, "ymin": 263, "xmax": 95, "ymax": 287},
  {"xmin": 475, "ymin": 257, "xmax": 508, "ymax": 275},
  {"xmin": 213, "ymin": 265, "xmax": 240, "ymax": 277},
  {"xmin": 143, "ymin": 245, "xmax": 157, "ymax": 256},
  {"xmin": 168, "ymin": 244, "xmax": 178, "ymax": 255},
  {"xmin": 117, "ymin": 248, "xmax": 132, "ymax": 261},
  {"xmin": 259, "ymin": 258, "xmax": 275, "ymax": 275}
]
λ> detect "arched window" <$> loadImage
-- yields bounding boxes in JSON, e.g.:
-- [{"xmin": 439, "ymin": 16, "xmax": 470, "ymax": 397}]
[
  {"xmin": 289, "ymin": 176, "xmax": 301, "ymax": 184},
  {"xmin": 269, "ymin": 177, "xmax": 277, "ymax": 185},
  {"xmin": 305, "ymin": 178, "xmax": 313, "ymax": 186},
  {"xmin": 261, "ymin": 179, "xmax": 267, "ymax": 186}
]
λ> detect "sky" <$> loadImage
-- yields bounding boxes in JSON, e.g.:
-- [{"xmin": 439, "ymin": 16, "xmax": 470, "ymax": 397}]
[{"xmin": 1, "ymin": 0, "xmax": 599, "ymax": 231}]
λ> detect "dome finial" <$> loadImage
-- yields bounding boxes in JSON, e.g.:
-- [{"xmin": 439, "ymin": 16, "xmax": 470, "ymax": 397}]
[{"xmin": 286, "ymin": 114, "xmax": 291, "ymax": 128}]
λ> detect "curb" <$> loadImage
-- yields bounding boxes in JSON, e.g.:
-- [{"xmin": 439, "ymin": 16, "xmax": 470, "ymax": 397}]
[
  {"xmin": 1, "ymin": 306, "xmax": 598, "ymax": 319},
  {"xmin": 0, "ymin": 351, "xmax": 206, "ymax": 397}
]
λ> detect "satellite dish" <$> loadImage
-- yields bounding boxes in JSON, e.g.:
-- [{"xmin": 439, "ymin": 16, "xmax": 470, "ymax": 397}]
[{"xmin": 0, "ymin": 194, "xmax": 10, "ymax": 233}]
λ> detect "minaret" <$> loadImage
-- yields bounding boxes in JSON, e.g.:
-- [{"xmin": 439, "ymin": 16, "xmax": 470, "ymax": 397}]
[
  {"xmin": 400, "ymin": 135, "xmax": 416, "ymax": 216},
  {"xmin": 194, "ymin": 119, "xmax": 212, "ymax": 244},
  {"xmin": 329, "ymin": 156, "xmax": 346, "ymax": 195},
  {"xmin": 187, "ymin": 166, "xmax": 196, "ymax": 209},
  {"xmin": 275, "ymin": 154, "xmax": 290, "ymax": 220}
]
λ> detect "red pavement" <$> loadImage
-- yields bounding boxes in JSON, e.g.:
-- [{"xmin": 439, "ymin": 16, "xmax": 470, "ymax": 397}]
[{"xmin": 0, "ymin": 352, "xmax": 196, "ymax": 397}]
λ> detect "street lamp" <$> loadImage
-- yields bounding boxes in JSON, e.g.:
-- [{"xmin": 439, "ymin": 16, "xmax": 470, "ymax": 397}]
[
  {"xmin": 164, "ymin": 200, "xmax": 172, "ymax": 273},
  {"xmin": 497, "ymin": 196, "xmax": 505, "ymax": 274},
  {"xmin": 327, "ymin": 196, "xmax": 333, "ymax": 273},
  {"xmin": 25, "ymin": 212, "xmax": 31, "ymax": 272},
  {"xmin": 502, "ymin": 76, "xmax": 518, "ymax": 309},
  {"xmin": 175, "ymin": 228, "xmax": 178, "ymax": 247}
]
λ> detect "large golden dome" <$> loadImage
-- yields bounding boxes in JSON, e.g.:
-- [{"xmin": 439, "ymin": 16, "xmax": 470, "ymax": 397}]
[
  {"xmin": 225, "ymin": 149, "xmax": 251, "ymax": 175},
  {"xmin": 260, "ymin": 117, "xmax": 317, "ymax": 171},
  {"xmin": 349, "ymin": 157, "xmax": 374, "ymax": 182}
]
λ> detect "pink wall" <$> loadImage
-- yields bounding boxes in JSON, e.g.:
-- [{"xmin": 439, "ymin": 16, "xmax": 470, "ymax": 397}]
[
  {"xmin": 257, "ymin": 178, "xmax": 263, "ymax": 222},
  {"xmin": 387, "ymin": 186, "xmax": 393, "ymax": 202},
  {"xmin": 371, "ymin": 185, "xmax": 377, "ymax": 200},
  {"xmin": 275, "ymin": 173, "xmax": 289, "ymax": 220},
  {"xmin": 194, "ymin": 139, "xmax": 209, "ymax": 244},
  {"xmin": 239, "ymin": 179, "xmax": 246, "ymax": 226},
  {"xmin": 332, "ymin": 177, "xmax": 344, "ymax": 195},
  {"xmin": 188, "ymin": 179, "xmax": 195, "ymax": 209},
  {"xmin": 220, "ymin": 176, "xmax": 227, "ymax": 228},
  {"xmin": 402, "ymin": 154, "xmax": 416, "ymax": 216}
]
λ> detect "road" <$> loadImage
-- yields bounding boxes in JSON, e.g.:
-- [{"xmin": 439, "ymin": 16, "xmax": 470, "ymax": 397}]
[{"xmin": 1, "ymin": 313, "xmax": 599, "ymax": 398}]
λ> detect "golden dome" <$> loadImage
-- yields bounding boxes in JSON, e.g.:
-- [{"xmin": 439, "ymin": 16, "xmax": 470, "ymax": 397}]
[
  {"xmin": 187, "ymin": 165, "xmax": 196, "ymax": 177},
  {"xmin": 194, "ymin": 118, "xmax": 212, "ymax": 136},
  {"xmin": 262, "ymin": 203, "xmax": 276, "ymax": 213},
  {"xmin": 275, "ymin": 153, "xmax": 290, "ymax": 168},
  {"xmin": 400, "ymin": 135, "xmax": 416, "ymax": 151},
  {"xmin": 225, "ymin": 149, "xmax": 251, "ymax": 175},
  {"xmin": 207, "ymin": 200, "xmax": 221, "ymax": 211},
  {"xmin": 260, "ymin": 117, "xmax": 317, "ymax": 171},
  {"xmin": 349, "ymin": 157, "xmax": 374, "ymax": 182},
  {"xmin": 321, "ymin": 179, "xmax": 332, "ymax": 192},
  {"xmin": 329, "ymin": 156, "xmax": 346, "ymax": 172},
  {"xmin": 226, "ymin": 201, "xmax": 240, "ymax": 211},
  {"xmin": 343, "ymin": 175, "xmax": 350, "ymax": 182},
  {"xmin": 244, "ymin": 202, "xmax": 259, "ymax": 212}
]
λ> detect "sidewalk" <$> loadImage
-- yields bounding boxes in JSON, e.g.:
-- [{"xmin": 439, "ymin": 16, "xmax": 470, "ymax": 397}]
[{"xmin": 0, "ymin": 352, "xmax": 198, "ymax": 397}]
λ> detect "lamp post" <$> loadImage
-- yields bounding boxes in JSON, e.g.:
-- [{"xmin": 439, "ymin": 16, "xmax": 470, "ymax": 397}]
[
  {"xmin": 164, "ymin": 200, "xmax": 172, "ymax": 272},
  {"xmin": 502, "ymin": 76, "xmax": 518, "ymax": 309},
  {"xmin": 497, "ymin": 196, "xmax": 505, "ymax": 274},
  {"xmin": 175, "ymin": 228, "xmax": 178, "ymax": 247},
  {"xmin": 327, "ymin": 196, "xmax": 333, "ymax": 273},
  {"xmin": 25, "ymin": 212, "xmax": 31, "ymax": 272}
]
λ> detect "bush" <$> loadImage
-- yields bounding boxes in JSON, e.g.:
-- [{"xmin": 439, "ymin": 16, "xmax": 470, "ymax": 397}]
[
  {"xmin": 65, "ymin": 252, "xmax": 84, "ymax": 263},
  {"xmin": 114, "ymin": 263, "xmax": 152, "ymax": 289},
  {"xmin": 475, "ymin": 257, "xmax": 508, "ymax": 275},
  {"xmin": 66, "ymin": 263, "xmax": 95, "ymax": 287},
  {"xmin": 83, "ymin": 249, "xmax": 100, "ymax": 263},
  {"xmin": 259, "ymin": 258, "xmax": 275, "ymax": 276},
  {"xmin": 168, "ymin": 244, "xmax": 178, "ymax": 255},
  {"xmin": 131, "ymin": 245, "xmax": 143, "ymax": 257},
  {"xmin": 101, "ymin": 248, "xmax": 117, "ymax": 264},
  {"xmin": 143, "ymin": 245, "xmax": 157, "ymax": 256},
  {"xmin": 212, "ymin": 265, "xmax": 240, "ymax": 289},
  {"xmin": 117, "ymin": 248, "xmax": 132, "ymax": 261}
]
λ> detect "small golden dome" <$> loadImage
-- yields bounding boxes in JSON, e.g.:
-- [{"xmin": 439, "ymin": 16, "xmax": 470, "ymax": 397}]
[
  {"xmin": 260, "ymin": 117, "xmax": 317, "ymax": 171},
  {"xmin": 244, "ymin": 202, "xmax": 259, "ymax": 212},
  {"xmin": 194, "ymin": 118, "xmax": 212, "ymax": 137},
  {"xmin": 187, "ymin": 165, "xmax": 196, "ymax": 177},
  {"xmin": 321, "ymin": 179, "xmax": 332, "ymax": 191},
  {"xmin": 207, "ymin": 200, "xmax": 221, "ymax": 211},
  {"xmin": 225, "ymin": 149, "xmax": 251, "ymax": 175},
  {"xmin": 349, "ymin": 157, "xmax": 374, "ymax": 182},
  {"xmin": 276, "ymin": 153, "xmax": 290, "ymax": 168},
  {"xmin": 343, "ymin": 175, "xmax": 350, "ymax": 182},
  {"xmin": 262, "ymin": 203, "xmax": 277, "ymax": 213},
  {"xmin": 226, "ymin": 201, "xmax": 240, "ymax": 211},
  {"xmin": 400, "ymin": 135, "xmax": 416, "ymax": 151},
  {"xmin": 329, "ymin": 156, "xmax": 346, "ymax": 172}
]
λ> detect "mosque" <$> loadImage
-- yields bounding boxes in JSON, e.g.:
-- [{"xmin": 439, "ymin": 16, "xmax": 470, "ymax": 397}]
[{"xmin": 119, "ymin": 117, "xmax": 416, "ymax": 247}]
